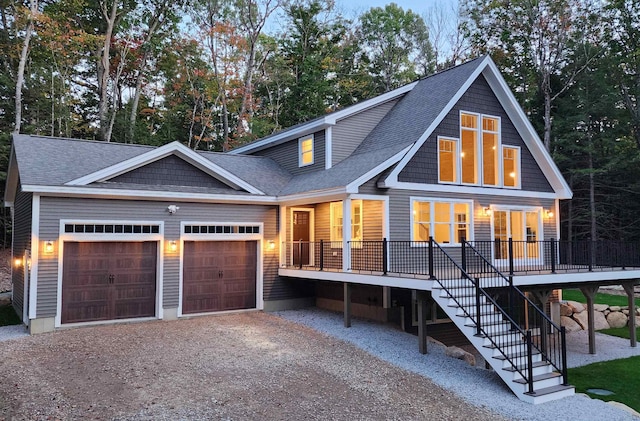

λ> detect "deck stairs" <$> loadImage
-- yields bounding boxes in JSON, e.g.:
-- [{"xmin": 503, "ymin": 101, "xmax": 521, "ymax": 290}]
[{"xmin": 429, "ymin": 243, "xmax": 575, "ymax": 404}]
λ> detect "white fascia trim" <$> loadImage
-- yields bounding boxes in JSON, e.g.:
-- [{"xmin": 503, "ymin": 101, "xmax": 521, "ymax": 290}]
[
  {"xmin": 513, "ymin": 270, "xmax": 640, "ymax": 286},
  {"xmin": 379, "ymin": 181, "xmax": 563, "ymax": 199},
  {"xmin": 345, "ymin": 146, "xmax": 413, "ymax": 194},
  {"xmin": 325, "ymin": 126, "xmax": 332, "ymax": 170},
  {"xmin": 65, "ymin": 141, "xmax": 265, "ymax": 195},
  {"xmin": 384, "ymin": 58, "xmax": 490, "ymax": 187},
  {"xmin": 230, "ymin": 82, "xmax": 418, "ymax": 155},
  {"xmin": 28, "ymin": 194, "xmax": 40, "ymax": 320},
  {"xmin": 22, "ymin": 185, "xmax": 278, "ymax": 204},
  {"xmin": 277, "ymin": 187, "xmax": 347, "ymax": 206},
  {"xmin": 482, "ymin": 60, "xmax": 573, "ymax": 199}
]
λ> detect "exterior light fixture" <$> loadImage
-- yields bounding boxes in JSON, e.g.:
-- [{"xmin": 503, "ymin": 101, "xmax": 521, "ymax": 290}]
[
  {"xmin": 169, "ymin": 241, "xmax": 178, "ymax": 252},
  {"xmin": 44, "ymin": 241, "xmax": 54, "ymax": 254},
  {"xmin": 268, "ymin": 240, "xmax": 276, "ymax": 251},
  {"xmin": 167, "ymin": 205, "xmax": 180, "ymax": 215},
  {"xmin": 483, "ymin": 207, "xmax": 492, "ymax": 217},
  {"xmin": 545, "ymin": 210, "xmax": 554, "ymax": 218},
  {"xmin": 14, "ymin": 258, "xmax": 22, "ymax": 267}
]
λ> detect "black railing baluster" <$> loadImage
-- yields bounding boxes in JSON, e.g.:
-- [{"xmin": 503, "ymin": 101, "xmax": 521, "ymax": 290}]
[
  {"xmin": 428, "ymin": 237, "xmax": 434, "ymax": 279},
  {"xmin": 475, "ymin": 277, "xmax": 482, "ymax": 337},
  {"xmin": 550, "ymin": 238, "xmax": 557, "ymax": 273},
  {"xmin": 526, "ymin": 330, "xmax": 534, "ymax": 394},
  {"xmin": 319, "ymin": 239, "xmax": 324, "ymax": 271}
]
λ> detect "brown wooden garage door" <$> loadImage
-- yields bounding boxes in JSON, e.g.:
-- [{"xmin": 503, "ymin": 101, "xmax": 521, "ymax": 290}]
[
  {"xmin": 183, "ymin": 241, "xmax": 257, "ymax": 314},
  {"xmin": 62, "ymin": 241, "xmax": 157, "ymax": 324}
]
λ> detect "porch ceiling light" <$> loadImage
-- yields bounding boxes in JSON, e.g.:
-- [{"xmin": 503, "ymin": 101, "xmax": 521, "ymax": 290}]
[
  {"xmin": 483, "ymin": 207, "xmax": 492, "ymax": 217},
  {"xmin": 44, "ymin": 241, "xmax": 54, "ymax": 254}
]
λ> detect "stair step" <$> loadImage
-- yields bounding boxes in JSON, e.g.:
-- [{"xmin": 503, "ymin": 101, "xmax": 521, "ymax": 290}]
[
  {"xmin": 483, "ymin": 338, "xmax": 526, "ymax": 349},
  {"xmin": 513, "ymin": 371, "xmax": 561, "ymax": 385},
  {"xmin": 493, "ymin": 348, "xmax": 541, "ymax": 361},
  {"xmin": 503, "ymin": 360, "xmax": 550, "ymax": 373},
  {"xmin": 524, "ymin": 384, "xmax": 574, "ymax": 398}
]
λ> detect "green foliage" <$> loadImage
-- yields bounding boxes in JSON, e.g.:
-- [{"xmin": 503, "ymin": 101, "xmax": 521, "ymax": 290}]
[
  {"xmin": 358, "ymin": 3, "xmax": 434, "ymax": 93},
  {"xmin": 599, "ymin": 327, "xmax": 640, "ymax": 340},
  {"xmin": 568, "ymin": 356, "xmax": 640, "ymax": 411},
  {"xmin": 561, "ymin": 289, "xmax": 640, "ymax": 308}
]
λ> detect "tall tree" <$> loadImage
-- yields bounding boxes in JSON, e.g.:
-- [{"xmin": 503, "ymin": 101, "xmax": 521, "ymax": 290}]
[
  {"xmin": 13, "ymin": 0, "xmax": 39, "ymax": 134},
  {"xmin": 358, "ymin": 3, "xmax": 434, "ymax": 93}
]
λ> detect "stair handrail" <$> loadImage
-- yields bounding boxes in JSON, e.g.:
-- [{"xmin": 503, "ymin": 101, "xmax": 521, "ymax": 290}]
[
  {"xmin": 463, "ymin": 240, "xmax": 569, "ymax": 388},
  {"xmin": 431, "ymin": 240, "xmax": 534, "ymax": 387}
]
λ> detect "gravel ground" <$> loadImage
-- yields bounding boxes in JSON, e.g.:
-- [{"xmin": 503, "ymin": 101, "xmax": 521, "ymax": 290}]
[
  {"xmin": 277, "ymin": 308, "xmax": 640, "ymax": 421},
  {"xmin": 0, "ymin": 312, "xmax": 505, "ymax": 421}
]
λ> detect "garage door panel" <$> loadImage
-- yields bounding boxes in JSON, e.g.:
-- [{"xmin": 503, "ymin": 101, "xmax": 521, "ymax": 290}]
[
  {"xmin": 183, "ymin": 241, "xmax": 257, "ymax": 314},
  {"xmin": 62, "ymin": 241, "xmax": 157, "ymax": 324}
]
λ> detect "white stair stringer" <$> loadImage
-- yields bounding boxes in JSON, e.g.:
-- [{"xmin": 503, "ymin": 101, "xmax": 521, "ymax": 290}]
[{"xmin": 431, "ymin": 281, "xmax": 575, "ymax": 404}]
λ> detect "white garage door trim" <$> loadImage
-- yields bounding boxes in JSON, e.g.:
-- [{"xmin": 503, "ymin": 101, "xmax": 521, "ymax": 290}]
[
  {"xmin": 178, "ymin": 221, "xmax": 264, "ymax": 318},
  {"xmin": 54, "ymin": 220, "xmax": 165, "ymax": 328}
]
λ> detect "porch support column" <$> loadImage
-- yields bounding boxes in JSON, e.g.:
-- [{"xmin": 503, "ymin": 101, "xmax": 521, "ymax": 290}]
[
  {"xmin": 342, "ymin": 198, "xmax": 351, "ymax": 272},
  {"xmin": 580, "ymin": 286, "xmax": 599, "ymax": 354},
  {"xmin": 623, "ymin": 282, "xmax": 637, "ymax": 348},
  {"xmin": 417, "ymin": 290, "xmax": 428, "ymax": 354},
  {"xmin": 279, "ymin": 205, "xmax": 286, "ymax": 268},
  {"xmin": 531, "ymin": 289, "xmax": 553, "ymax": 354},
  {"xmin": 343, "ymin": 282, "xmax": 352, "ymax": 328}
]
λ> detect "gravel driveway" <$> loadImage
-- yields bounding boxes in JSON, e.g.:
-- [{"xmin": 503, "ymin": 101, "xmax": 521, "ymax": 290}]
[{"xmin": 0, "ymin": 312, "xmax": 504, "ymax": 420}]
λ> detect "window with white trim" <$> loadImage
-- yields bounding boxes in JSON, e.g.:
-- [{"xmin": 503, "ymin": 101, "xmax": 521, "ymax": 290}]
[
  {"xmin": 330, "ymin": 200, "xmax": 363, "ymax": 245},
  {"xmin": 482, "ymin": 116, "xmax": 499, "ymax": 186},
  {"xmin": 460, "ymin": 113, "xmax": 478, "ymax": 184},
  {"xmin": 503, "ymin": 146, "xmax": 520, "ymax": 188},
  {"xmin": 438, "ymin": 137, "xmax": 458, "ymax": 183},
  {"xmin": 299, "ymin": 135, "xmax": 314, "ymax": 167},
  {"xmin": 412, "ymin": 199, "xmax": 470, "ymax": 245}
]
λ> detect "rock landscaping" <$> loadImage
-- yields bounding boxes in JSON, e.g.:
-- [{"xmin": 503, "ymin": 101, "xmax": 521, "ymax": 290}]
[{"xmin": 560, "ymin": 300, "xmax": 640, "ymax": 332}]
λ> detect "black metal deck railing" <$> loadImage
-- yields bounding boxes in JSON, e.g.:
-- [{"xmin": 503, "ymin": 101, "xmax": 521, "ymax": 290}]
[{"xmin": 283, "ymin": 238, "xmax": 640, "ymax": 276}]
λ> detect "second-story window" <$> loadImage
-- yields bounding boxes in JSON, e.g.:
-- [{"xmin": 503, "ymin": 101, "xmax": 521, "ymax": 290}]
[
  {"xmin": 299, "ymin": 135, "xmax": 314, "ymax": 167},
  {"xmin": 460, "ymin": 113, "xmax": 478, "ymax": 184}
]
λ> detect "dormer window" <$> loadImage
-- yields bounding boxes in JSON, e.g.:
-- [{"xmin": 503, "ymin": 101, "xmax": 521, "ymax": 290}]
[{"xmin": 299, "ymin": 135, "xmax": 314, "ymax": 167}]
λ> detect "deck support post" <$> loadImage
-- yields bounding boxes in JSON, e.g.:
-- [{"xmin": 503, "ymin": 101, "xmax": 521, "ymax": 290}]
[
  {"xmin": 623, "ymin": 282, "xmax": 637, "ymax": 348},
  {"xmin": 531, "ymin": 289, "xmax": 553, "ymax": 353},
  {"xmin": 417, "ymin": 290, "xmax": 428, "ymax": 354},
  {"xmin": 343, "ymin": 282, "xmax": 352, "ymax": 328},
  {"xmin": 580, "ymin": 286, "xmax": 599, "ymax": 354}
]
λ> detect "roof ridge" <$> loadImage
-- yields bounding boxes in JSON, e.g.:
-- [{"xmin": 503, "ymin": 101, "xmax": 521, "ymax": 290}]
[{"xmin": 15, "ymin": 134, "xmax": 157, "ymax": 150}]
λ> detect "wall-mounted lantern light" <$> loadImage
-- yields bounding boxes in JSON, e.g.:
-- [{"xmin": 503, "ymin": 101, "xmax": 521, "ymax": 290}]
[
  {"xmin": 44, "ymin": 241, "xmax": 54, "ymax": 254},
  {"xmin": 483, "ymin": 207, "xmax": 492, "ymax": 217},
  {"xmin": 268, "ymin": 240, "xmax": 276, "ymax": 251},
  {"xmin": 545, "ymin": 209, "xmax": 554, "ymax": 218},
  {"xmin": 169, "ymin": 240, "xmax": 178, "ymax": 253}
]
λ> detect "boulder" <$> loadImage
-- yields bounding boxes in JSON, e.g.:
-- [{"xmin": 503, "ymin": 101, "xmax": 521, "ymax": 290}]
[
  {"xmin": 561, "ymin": 316, "xmax": 582, "ymax": 332},
  {"xmin": 610, "ymin": 306, "xmax": 621, "ymax": 312},
  {"xmin": 604, "ymin": 310, "xmax": 610, "ymax": 316},
  {"xmin": 445, "ymin": 346, "xmax": 476, "ymax": 366},
  {"xmin": 594, "ymin": 311, "xmax": 610, "ymax": 330},
  {"xmin": 594, "ymin": 304, "xmax": 609, "ymax": 312},
  {"xmin": 606, "ymin": 311, "xmax": 628, "ymax": 329},
  {"xmin": 566, "ymin": 300, "xmax": 585, "ymax": 313},
  {"xmin": 560, "ymin": 303, "xmax": 573, "ymax": 317},
  {"xmin": 623, "ymin": 309, "xmax": 630, "ymax": 315},
  {"xmin": 573, "ymin": 311, "xmax": 589, "ymax": 330},
  {"xmin": 636, "ymin": 316, "xmax": 640, "ymax": 326}
]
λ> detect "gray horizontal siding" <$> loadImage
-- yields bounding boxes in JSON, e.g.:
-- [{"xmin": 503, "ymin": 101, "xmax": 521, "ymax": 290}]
[
  {"xmin": 109, "ymin": 155, "xmax": 233, "ymax": 189},
  {"xmin": 36, "ymin": 197, "xmax": 293, "ymax": 318},
  {"xmin": 11, "ymin": 185, "xmax": 32, "ymax": 321},
  {"xmin": 399, "ymin": 74, "xmax": 554, "ymax": 193},
  {"xmin": 254, "ymin": 130, "xmax": 325, "ymax": 175},
  {"xmin": 332, "ymin": 99, "xmax": 399, "ymax": 165}
]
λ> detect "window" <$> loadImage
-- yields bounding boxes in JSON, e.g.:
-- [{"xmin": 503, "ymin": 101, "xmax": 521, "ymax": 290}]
[
  {"xmin": 460, "ymin": 113, "xmax": 478, "ymax": 184},
  {"xmin": 438, "ymin": 137, "xmax": 458, "ymax": 183},
  {"xmin": 503, "ymin": 146, "xmax": 519, "ymax": 187},
  {"xmin": 482, "ymin": 116, "xmax": 499, "ymax": 185},
  {"xmin": 330, "ymin": 200, "xmax": 363, "ymax": 245},
  {"xmin": 299, "ymin": 135, "xmax": 314, "ymax": 167},
  {"xmin": 412, "ymin": 200, "xmax": 470, "ymax": 245}
]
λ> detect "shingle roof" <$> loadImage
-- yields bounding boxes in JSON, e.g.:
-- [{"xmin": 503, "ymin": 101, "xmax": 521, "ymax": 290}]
[{"xmin": 11, "ymin": 135, "xmax": 291, "ymax": 196}]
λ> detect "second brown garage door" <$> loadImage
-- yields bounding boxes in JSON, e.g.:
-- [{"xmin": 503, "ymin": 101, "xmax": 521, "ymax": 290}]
[{"xmin": 182, "ymin": 241, "xmax": 257, "ymax": 314}]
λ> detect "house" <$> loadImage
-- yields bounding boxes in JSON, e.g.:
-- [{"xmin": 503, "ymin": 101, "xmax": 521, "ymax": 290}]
[{"xmin": 6, "ymin": 56, "xmax": 640, "ymax": 404}]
